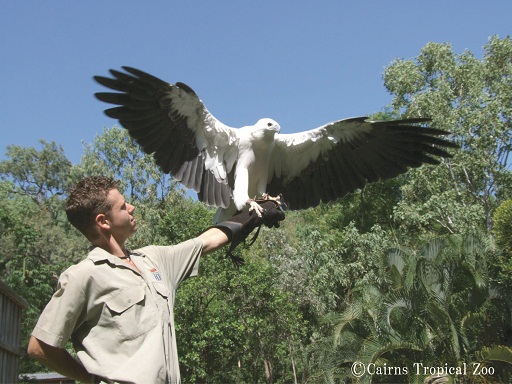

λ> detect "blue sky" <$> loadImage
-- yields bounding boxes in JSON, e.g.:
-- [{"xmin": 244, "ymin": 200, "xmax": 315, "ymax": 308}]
[{"xmin": 1, "ymin": 1, "xmax": 511, "ymax": 164}]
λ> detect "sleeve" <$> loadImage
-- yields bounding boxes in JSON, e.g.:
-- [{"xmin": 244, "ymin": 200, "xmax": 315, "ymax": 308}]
[
  {"xmin": 140, "ymin": 239, "xmax": 203, "ymax": 291},
  {"xmin": 31, "ymin": 266, "xmax": 87, "ymax": 348}
]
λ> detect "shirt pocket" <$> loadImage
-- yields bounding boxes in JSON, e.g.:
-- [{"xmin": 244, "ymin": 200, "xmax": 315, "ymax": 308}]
[
  {"xmin": 104, "ymin": 285, "xmax": 158, "ymax": 340},
  {"xmin": 106, "ymin": 285, "xmax": 145, "ymax": 313}
]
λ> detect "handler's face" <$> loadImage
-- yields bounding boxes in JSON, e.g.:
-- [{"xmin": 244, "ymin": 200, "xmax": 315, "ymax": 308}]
[{"xmin": 104, "ymin": 189, "xmax": 137, "ymax": 240}]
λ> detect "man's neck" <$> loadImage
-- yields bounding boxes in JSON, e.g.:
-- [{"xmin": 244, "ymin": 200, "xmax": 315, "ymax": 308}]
[{"xmin": 91, "ymin": 235, "xmax": 127, "ymax": 257}]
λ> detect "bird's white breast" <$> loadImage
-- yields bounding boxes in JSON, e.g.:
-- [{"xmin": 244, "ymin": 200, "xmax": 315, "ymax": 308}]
[{"xmin": 232, "ymin": 126, "xmax": 277, "ymax": 208}]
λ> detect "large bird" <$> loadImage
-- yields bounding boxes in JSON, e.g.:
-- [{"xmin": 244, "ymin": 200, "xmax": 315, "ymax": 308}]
[{"xmin": 94, "ymin": 67, "xmax": 456, "ymax": 221}]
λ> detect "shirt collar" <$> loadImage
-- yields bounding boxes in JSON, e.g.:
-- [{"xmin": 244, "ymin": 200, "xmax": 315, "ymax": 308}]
[{"xmin": 87, "ymin": 247, "xmax": 144, "ymax": 264}]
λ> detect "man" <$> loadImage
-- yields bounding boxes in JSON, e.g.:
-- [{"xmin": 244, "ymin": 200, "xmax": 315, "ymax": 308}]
[{"xmin": 27, "ymin": 176, "xmax": 284, "ymax": 384}]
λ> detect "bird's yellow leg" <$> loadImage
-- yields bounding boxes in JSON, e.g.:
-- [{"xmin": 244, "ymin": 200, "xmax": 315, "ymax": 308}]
[{"xmin": 247, "ymin": 198, "xmax": 264, "ymax": 217}]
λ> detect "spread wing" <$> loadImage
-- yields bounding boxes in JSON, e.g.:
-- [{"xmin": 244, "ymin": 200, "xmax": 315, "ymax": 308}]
[
  {"xmin": 94, "ymin": 67, "xmax": 239, "ymax": 208},
  {"xmin": 267, "ymin": 117, "xmax": 456, "ymax": 209}
]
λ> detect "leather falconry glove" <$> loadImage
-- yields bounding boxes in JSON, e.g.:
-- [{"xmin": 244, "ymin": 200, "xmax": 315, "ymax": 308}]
[{"xmin": 212, "ymin": 197, "xmax": 285, "ymax": 267}]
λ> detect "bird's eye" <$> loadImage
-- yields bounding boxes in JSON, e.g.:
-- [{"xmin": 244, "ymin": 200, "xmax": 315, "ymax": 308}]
[{"xmin": 267, "ymin": 122, "xmax": 273, "ymax": 127}]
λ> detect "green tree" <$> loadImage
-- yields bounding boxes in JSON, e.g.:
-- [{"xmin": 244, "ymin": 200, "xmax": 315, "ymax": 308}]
[
  {"xmin": 493, "ymin": 199, "xmax": 512, "ymax": 255},
  {"xmin": 0, "ymin": 140, "xmax": 72, "ymax": 219},
  {"xmin": 491, "ymin": 199, "xmax": 512, "ymax": 293},
  {"xmin": 329, "ymin": 233, "xmax": 511, "ymax": 383},
  {"xmin": 175, "ymin": 252, "xmax": 309, "ymax": 384},
  {"xmin": 384, "ymin": 36, "xmax": 512, "ymax": 233}
]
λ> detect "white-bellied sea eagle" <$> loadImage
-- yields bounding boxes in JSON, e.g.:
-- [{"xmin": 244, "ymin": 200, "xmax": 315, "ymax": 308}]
[{"xmin": 94, "ymin": 67, "xmax": 456, "ymax": 222}]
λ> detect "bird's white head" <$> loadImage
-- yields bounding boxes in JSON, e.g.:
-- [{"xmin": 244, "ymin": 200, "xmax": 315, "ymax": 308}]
[{"xmin": 256, "ymin": 118, "xmax": 281, "ymax": 134}]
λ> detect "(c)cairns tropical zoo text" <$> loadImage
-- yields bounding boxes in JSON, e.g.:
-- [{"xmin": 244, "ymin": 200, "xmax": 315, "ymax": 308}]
[{"xmin": 350, "ymin": 361, "xmax": 495, "ymax": 379}]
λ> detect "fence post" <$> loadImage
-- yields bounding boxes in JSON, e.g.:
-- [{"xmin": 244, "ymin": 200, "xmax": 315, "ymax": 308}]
[{"xmin": 0, "ymin": 280, "xmax": 29, "ymax": 384}]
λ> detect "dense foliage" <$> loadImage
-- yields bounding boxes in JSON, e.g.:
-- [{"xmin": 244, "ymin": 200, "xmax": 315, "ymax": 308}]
[{"xmin": 2, "ymin": 36, "xmax": 511, "ymax": 383}]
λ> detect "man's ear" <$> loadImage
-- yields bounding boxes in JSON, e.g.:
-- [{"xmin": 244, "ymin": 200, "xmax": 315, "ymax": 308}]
[{"xmin": 95, "ymin": 213, "xmax": 110, "ymax": 230}]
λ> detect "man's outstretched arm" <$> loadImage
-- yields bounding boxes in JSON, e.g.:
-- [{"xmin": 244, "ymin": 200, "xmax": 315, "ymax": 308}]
[
  {"xmin": 27, "ymin": 336, "xmax": 96, "ymax": 383},
  {"xmin": 197, "ymin": 227, "xmax": 230, "ymax": 255}
]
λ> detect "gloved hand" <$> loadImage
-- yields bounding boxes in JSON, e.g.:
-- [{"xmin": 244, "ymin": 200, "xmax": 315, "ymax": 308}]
[
  {"xmin": 254, "ymin": 198, "xmax": 286, "ymax": 228},
  {"xmin": 212, "ymin": 197, "xmax": 285, "ymax": 266}
]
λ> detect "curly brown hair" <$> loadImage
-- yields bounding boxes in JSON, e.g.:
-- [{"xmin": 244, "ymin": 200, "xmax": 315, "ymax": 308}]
[{"xmin": 66, "ymin": 176, "xmax": 119, "ymax": 240}]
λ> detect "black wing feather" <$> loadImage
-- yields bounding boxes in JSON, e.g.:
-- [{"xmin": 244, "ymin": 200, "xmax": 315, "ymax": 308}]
[
  {"xmin": 94, "ymin": 67, "xmax": 233, "ymax": 208},
  {"xmin": 268, "ymin": 119, "xmax": 456, "ymax": 210}
]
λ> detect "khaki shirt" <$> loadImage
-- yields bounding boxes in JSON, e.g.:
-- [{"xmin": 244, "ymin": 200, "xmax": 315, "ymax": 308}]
[{"xmin": 31, "ymin": 238, "xmax": 203, "ymax": 384}]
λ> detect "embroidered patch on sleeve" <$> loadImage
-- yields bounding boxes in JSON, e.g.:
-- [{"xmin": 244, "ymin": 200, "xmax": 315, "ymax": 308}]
[{"xmin": 149, "ymin": 267, "xmax": 162, "ymax": 281}]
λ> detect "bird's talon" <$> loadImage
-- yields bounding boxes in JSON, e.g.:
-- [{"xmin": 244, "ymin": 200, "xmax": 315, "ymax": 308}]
[{"xmin": 248, "ymin": 200, "xmax": 264, "ymax": 217}]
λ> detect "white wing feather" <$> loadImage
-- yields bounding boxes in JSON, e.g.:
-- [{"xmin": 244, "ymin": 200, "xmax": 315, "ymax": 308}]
[{"xmin": 270, "ymin": 118, "xmax": 370, "ymax": 183}]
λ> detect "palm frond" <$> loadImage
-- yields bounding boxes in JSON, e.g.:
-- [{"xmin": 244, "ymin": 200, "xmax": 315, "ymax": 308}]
[{"xmin": 475, "ymin": 345, "xmax": 512, "ymax": 365}]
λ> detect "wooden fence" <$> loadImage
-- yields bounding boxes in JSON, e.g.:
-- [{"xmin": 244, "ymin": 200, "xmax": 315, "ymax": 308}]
[{"xmin": 0, "ymin": 280, "xmax": 28, "ymax": 384}]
